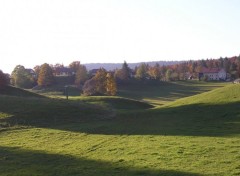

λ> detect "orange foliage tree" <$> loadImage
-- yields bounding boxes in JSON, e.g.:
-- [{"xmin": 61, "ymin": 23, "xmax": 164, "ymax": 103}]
[{"xmin": 37, "ymin": 63, "xmax": 54, "ymax": 86}]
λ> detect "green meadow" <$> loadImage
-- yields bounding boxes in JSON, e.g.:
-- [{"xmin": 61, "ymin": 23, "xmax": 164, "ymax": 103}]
[{"xmin": 0, "ymin": 81, "xmax": 240, "ymax": 176}]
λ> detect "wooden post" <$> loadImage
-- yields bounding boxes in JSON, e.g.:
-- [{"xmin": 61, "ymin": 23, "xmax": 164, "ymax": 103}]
[{"xmin": 65, "ymin": 86, "xmax": 69, "ymax": 100}]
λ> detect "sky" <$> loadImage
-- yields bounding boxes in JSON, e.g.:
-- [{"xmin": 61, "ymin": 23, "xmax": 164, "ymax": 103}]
[{"xmin": 0, "ymin": 0, "xmax": 240, "ymax": 73}]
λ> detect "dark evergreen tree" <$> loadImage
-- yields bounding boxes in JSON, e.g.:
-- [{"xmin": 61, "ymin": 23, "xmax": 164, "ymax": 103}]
[{"xmin": 0, "ymin": 70, "xmax": 7, "ymax": 88}]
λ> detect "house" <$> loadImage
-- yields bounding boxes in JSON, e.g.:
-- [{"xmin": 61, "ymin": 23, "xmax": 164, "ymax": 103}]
[
  {"xmin": 199, "ymin": 68, "xmax": 227, "ymax": 81},
  {"xmin": 53, "ymin": 67, "xmax": 75, "ymax": 77},
  {"xmin": 89, "ymin": 69, "xmax": 99, "ymax": 77},
  {"xmin": 26, "ymin": 69, "xmax": 37, "ymax": 78},
  {"xmin": 233, "ymin": 78, "xmax": 240, "ymax": 84}
]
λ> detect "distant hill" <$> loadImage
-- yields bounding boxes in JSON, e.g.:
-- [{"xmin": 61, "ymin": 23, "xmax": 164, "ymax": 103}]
[{"xmin": 84, "ymin": 61, "xmax": 183, "ymax": 71}]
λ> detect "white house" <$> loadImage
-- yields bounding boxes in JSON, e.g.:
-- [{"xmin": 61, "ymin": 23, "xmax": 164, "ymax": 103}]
[
  {"xmin": 53, "ymin": 67, "xmax": 75, "ymax": 77},
  {"xmin": 199, "ymin": 68, "xmax": 227, "ymax": 81}
]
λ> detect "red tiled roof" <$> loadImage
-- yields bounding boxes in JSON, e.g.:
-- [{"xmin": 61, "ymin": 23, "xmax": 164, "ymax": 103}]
[
  {"xmin": 54, "ymin": 67, "xmax": 74, "ymax": 73},
  {"xmin": 200, "ymin": 68, "xmax": 221, "ymax": 73}
]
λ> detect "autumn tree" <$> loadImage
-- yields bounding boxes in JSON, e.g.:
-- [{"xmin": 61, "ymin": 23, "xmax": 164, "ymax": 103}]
[
  {"xmin": 82, "ymin": 78, "xmax": 97, "ymax": 96},
  {"xmin": 223, "ymin": 58, "xmax": 230, "ymax": 73},
  {"xmin": 230, "ymin": 62, "xmax": 238, "ymax": 79},
  {"xmin": 94, "ymin": 68, "xmax": 107, "ymax": 94},
  {"xmin": 148, "ymin": 63, "xmax": 161, "ymax": 80},
  {"xmin": 34, "ymin": 65, "xmax": 41, "ymax": 77},
  {"xmin": 237, "ymin": 56, "xmax": 240, "ymax": 78},
  {"xmin": 11, "ymin": 65, "xmax": 35, "ymax": 88},
  {"xmin": 83, "ymin": 68, "xmax": 117, "ymax": 96},
  {"xmin": 0, "ymin": 70, "xmax": 7, "ymax": 88},
  {"xmin": 121, "ymin": 61, "xmax": 131, "ymax": 80},
  {"xmin": 171, "ymin": 72, "xmax": 179, "ymax": 81},
  {"xmin": 69, "ymin": 61, "xmax": 81, "ymax": 73},
  {"xmin": 160, "ymin": 65, "xmax": 167, "ymax": 81},
  {"xmin": 135, "ymin": 63, "xmax": 148, "ymax": 80},
  {"xmin": 165, "ymin": 69, "xmax": 172, "ymax": 81},
  {"xmin": 115, "ymin": 61, "xmax": 131, "ymax": 82},
  {"xmin": 53, "ymin": 63, "xmax": 64, "ymax": 69},
  {"xmin": 106, "ymin": 73, "xmax": 117, "ymax": 95},
  {"xmin": 37, "ymin": 63, "xmax": 54, "ymax": 86},
  {"xmin": 75, "ymin": 65, "xmax": 88, "ymax": 86}
]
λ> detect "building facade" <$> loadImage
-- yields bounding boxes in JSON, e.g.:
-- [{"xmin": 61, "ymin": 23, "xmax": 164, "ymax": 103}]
[{"xmin": 199, "ymin": 68, "xmax": 227, "ymax": 81}]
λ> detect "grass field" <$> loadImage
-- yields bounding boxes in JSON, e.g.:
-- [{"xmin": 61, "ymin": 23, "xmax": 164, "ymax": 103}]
[
  {"xmin": 117, "ymin": 80, "xmax": 228, "ymax": 106},
  {"xmin": 0, "ymin": 81, "xmax": 239, "ymax": 176}
]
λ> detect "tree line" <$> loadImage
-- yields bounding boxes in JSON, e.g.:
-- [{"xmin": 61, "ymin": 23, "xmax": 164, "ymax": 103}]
[
  {"xmin": 1, "ymin": 55, "xmax": 240, "ymax": 95},
  {"xmin": 4, "ymin": 61, "xmax": 117, "ymax": 96},
  {"xmin": 127, "ymin": 56, "xmax": 240, "ymax": 81}
]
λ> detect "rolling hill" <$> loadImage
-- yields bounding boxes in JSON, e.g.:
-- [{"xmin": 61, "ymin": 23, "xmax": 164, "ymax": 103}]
[
  {"xmin": 0, "ymin": 86, "xmax": 44, "ymax": 98},
  {"xmin": 167, "ymin": 84, "xmax": 240, "ymax": 107},
  {"xmin": 0, "ymin": 82, "xmax": 239, "ymax": 176}
]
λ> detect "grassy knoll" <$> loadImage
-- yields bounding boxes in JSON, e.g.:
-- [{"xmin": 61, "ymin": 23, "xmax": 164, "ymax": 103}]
[
  {"xmin": 71, "ymin": 96, "xmax": 153, "ymax": 111},
  {"xmin": 0, "ymin": 86, "xmax": 44, "ymax": 98},
  {"xmin": 0, "ymin": 94, "xmax": 109, "ymax": 131},
  {"xmin": 118, "ymin": 80, "xmax": 228, "ymax": 106},
  {"xmin": 30, "ymin": 80, "xmax": 228, "ymax": 106},
  {"xmin": 0, "ymin": 83, "xmax": 240, "ymax": 176}
]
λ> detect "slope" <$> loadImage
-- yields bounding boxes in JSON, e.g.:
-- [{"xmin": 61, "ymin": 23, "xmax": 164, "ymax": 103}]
[
  {"xmin": 0, "ymin": 84, "xmax": 240, "ymax": 176},
  {"xmin": 0, "ymin": 86, "xmax": 44, "ymax": 98},
  {"xmin": 166, "ymin": 84, "xmax": 240, "ymax": 107}
]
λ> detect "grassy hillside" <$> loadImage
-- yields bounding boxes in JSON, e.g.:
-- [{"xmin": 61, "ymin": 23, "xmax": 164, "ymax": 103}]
[
  {"xmin": 71, "ymin": 96, "xmax": 153, "ymax": 111},
  {"xmin": 71, "ymin": 84, "xmax": 240, "ymax": 137},
  {"xmin": 0, "ymin": 86, "xmax": 44, "ymax": 98},
  {"xmin": 0, "ymin": 93, "xmax": 152, "ymax": 131},
  {"xmin": 118, "ymin": 81, "xmax": 228, "ymax": 106},
  {"xmin": 31, "ymin": 81, "xmax": 228, "ymax": 106},
  {"xmin": 0, "ymin": 83, "xmax": 240, "ymax": 176},
  {"xmin": 167, "ymin": 84, "xmax": 240, "ymax": 106},
  {"xmin": 0, "ymin": 95, "xmax": 113, "ymax": 132}
]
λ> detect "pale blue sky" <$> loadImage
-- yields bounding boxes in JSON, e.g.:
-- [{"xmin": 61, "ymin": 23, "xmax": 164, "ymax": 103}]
[{"xmin": 0, "ymin": 0, "xmax": 240, "ymax": 73}]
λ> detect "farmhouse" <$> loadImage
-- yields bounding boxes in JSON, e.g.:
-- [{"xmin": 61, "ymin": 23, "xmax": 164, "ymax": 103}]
[
  {"xmin": 26, "ymin": 69, "xmax": 37, "ymax": 78},
  {"xmin": 199, "ymin": 68, "xmax": 227, "ymax": 81},
  {"xmin": 89, "ymin": 69, "xmax": 99, "ymax": 77},
  {"xmin": 53, "ymin": 67, "xmax": 75, "ymax": 77}
]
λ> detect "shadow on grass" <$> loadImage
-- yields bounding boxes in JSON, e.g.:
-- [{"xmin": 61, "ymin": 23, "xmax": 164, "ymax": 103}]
[
  {"xmin": 0, "ymin": 146, "xmax": 202, "ymax": 176},
  {"xmin": 118, "ymin": 81, "xmax": 226, "ymax": 105},
  {"xmin": 1, "ymin": 93, "xmax": 239, "ymax": 137},
  {"xmin": 71, "ymin": 102, "xmax": 239, "ymax": 137},
  {"xmin": 77, "ymin": 97, "xmax": 153, "ymax": 110},
  {"xmin": 51, "ymin": 102, "xmax": 240, "ymax": 137},
  {"xmin": 0, "ymin": 95, "xmax": 110, "ymax": 131},
  {"xmin": 0, "ymin": 86, "xmax": 45, "ymax": 98}
]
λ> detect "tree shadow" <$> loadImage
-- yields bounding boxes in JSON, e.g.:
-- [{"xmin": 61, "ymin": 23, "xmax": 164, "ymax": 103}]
[
  {"xmin": 0, "ymin": 146, "xmax": 202, "ymax": 176},
  {"xmin": 1, "ymin": 94, "xmax": 239, "ymax": 137},
  {"xmin": 0, "ymin": 86, "xmax": 45, "ymax": 98},
  {"xmin": 52, "ymin": 101, "xmax": 240, "ymax": 137},
  {"xmin": 0, "ymin": 95, "xmax": 109, "ymax": 131},
  {"xmin": 118, "ymin": 81, "xmax": 226, "ymax": 105}
]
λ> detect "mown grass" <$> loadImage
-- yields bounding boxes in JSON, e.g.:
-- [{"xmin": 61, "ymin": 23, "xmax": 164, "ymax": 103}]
[
  {"xmin": 30, "ymin": 80, "xmax": 228, "ymax": 106},
  {"xmin": 0, "ymin": 86, "xmax": 44, "ymax": 98},
  {"xmin": 118, "ymin": 80, "xmax": 228, "ymax": 106},
  {"xmin": 0, "ymin": 82, "xmax": 239, "ymax": 176},
  {"xmin": 70, "ymin": 96, "xmax": 153, "ymax": 111}
]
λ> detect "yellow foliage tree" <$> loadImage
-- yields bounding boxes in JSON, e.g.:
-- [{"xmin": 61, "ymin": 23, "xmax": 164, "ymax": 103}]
[
  {"xmin": 37, "ymin": 63, "xmax": 54, "ymax": 86},
  {"xmin": 94, "ymin": 68, "xmax": 107, "ymax": 94},
  {"xmin": 106, "ymin": 73, "xmax": 117, "ymax": 95},
  {"xmin": 75, "ymin": 65, "xmax": 88, "ymax": 86}
]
